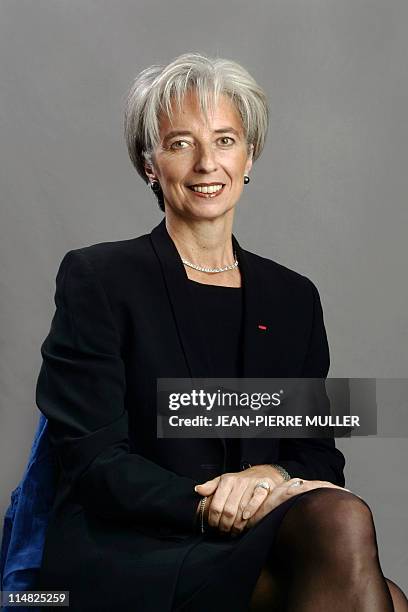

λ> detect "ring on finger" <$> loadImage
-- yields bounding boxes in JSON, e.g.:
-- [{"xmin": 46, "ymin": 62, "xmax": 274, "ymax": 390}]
[
  {"xmin": 288, "ymin": 479, "xmax": 304, "ymax": 488},
  {"xmin": 253, "ymin": 480, "xmax": 270, "ymax": 492}
]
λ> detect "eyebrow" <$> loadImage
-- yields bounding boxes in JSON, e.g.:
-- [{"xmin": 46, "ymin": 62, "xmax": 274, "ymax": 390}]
[{"xmin": 162, "ymin": 127, "xmax": 241, "ymax": 143}]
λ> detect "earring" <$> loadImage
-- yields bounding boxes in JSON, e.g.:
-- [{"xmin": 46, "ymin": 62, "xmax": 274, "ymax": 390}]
[
  {"xmin": 244, "ymin": 175, "xmax": 250, "ymax": 184},
  {"xmin": 150, "ymin": 180, "xmax": 161, "ymax": 193}
]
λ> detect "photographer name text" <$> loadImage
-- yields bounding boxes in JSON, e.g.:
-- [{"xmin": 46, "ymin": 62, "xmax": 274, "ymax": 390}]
[{"xmin": 167, "ymin": 414, "xmax": 360, "ymax": 428}]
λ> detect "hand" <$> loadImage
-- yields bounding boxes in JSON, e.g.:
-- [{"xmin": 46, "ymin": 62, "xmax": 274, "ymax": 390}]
[
  {"xmin": 245, "ymin": 478, "xmax": 352, "ymax": 529},
  {"xmin": 194, "ymin": 465, "xmax": 286, "ymax": 537}
]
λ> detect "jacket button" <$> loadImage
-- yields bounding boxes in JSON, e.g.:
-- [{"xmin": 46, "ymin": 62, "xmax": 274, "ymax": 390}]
[{"xmin": 241, "ymin": 461, "xmax": 251, "ymax": 470}]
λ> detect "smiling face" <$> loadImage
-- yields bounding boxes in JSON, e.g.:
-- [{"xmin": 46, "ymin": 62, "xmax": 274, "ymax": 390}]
[{"xmin": 144, "ymin": 89, "xmax": 253, "ymax": 219}]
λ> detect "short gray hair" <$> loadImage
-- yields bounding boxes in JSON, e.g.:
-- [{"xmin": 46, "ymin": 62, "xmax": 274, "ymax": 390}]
[{"xmin": 123, "ymin": 52, "xmax": 269, "ymax": 211}]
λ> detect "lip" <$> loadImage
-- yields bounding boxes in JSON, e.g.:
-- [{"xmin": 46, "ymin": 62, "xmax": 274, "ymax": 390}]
[
  {"xmin": 187, "ymin": 182, "xmax": 225, "ymax": 187},
  {"xmin": 187, "ymin": 184, "xmax": 226, "ymax": 199}
]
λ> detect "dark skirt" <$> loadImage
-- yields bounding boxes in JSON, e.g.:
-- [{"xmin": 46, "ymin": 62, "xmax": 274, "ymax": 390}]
[
  {"xmin": 38, "ymin": 489, "xmax": 316, "ymax": 612},
  {"xmin": 172, "ymin": 489, "xmax": 314, "ymax": 612}
]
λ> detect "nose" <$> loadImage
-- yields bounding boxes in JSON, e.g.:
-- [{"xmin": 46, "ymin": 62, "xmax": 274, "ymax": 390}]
[{"xmin": 194, "ymin": 143, "xmax": 218, "ymax": 173}]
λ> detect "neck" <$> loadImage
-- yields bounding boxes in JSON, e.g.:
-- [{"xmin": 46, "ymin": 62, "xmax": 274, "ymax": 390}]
[{"xmin": 165, "ymin": 211, "xmax": 236, "ymax": 268}]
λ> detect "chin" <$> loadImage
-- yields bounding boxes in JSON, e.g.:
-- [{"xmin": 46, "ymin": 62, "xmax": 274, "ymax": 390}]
[{"xmin": 194, "ymin": 200, "xmax": 235, "ymax": 214}]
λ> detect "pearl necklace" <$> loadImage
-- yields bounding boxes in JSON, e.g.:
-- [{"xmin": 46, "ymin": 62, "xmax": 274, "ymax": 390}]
[{"xmin": 181, "ymin": 251, "xmax": 239, "ymax": 273}]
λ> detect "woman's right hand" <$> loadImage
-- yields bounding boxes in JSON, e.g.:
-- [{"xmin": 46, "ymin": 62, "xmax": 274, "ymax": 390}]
[{"xmin": 236, "ymin": 479, "xmax": 351, "ymax": 533}]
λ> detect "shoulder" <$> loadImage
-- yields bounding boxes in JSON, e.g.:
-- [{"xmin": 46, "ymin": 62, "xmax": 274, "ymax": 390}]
[
  {"xmin": 67, "ymin": 231, "xmax": 151, "ymax": 268},
  {"xmin": 243, "ymin": 247, "xmax": 319, "ymax": 301},
  {"xmin": 55, "ymin": 231, "xmax": 153, "ymax": 287}
]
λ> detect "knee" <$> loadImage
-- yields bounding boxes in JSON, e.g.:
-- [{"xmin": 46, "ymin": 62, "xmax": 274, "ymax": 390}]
[
  {"xmin": 385, "ymin": 578, "xmax": 408, "ymax": 610},
  {"xmin": 277, "ymin": 488, "xmax": 378, "ymax": 563}
]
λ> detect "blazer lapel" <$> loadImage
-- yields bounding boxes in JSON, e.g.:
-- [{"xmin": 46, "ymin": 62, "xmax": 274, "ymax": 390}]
[{"xmin": 150, "ymin": 218, "xmax": 215, "ymax": 379}]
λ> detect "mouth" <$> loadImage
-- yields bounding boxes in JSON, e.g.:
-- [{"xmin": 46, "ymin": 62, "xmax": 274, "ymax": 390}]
[{"xmin": 187, "ymin": 184, "xmax": 226, "ymax": 199}]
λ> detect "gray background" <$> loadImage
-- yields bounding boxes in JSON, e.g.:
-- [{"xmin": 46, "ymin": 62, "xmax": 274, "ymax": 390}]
[{"xmin": 1, "ymin": 0, "xmax": 407, "ymax": 591}]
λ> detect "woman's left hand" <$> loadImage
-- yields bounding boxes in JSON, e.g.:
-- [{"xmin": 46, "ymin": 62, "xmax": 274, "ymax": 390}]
[{"xmin": 194, "ymin": 465, "xmax": 284, "ymax": 536}]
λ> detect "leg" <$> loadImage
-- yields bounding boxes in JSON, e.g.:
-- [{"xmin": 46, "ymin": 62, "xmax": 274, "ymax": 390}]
[
  {"xmin": 249, "ymin": 565, "xmax": 285, "ymax": 612},
  {"xmin": 249, "ymin": 567, "xmax": 408, "ymax": 612},
  {"xmin": 261, "ymin": 488, "xmax": 394, "ymax": 611},
  {"xmin": 385, "ymin": 578, "xmax": 408, "ymax": 612}
]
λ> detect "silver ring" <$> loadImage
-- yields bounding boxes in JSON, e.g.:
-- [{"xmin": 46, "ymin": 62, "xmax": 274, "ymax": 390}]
[
  {"xmin": 254, "ymin": 480, "xmax": 270, "ymax": 492},
  {"xmin": 288, "ymin": 479, "xmax": 304, "ymax": 488}
]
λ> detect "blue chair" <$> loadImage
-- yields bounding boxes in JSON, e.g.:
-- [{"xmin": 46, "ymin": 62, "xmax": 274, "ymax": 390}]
[{"xmin": 0, "ymin": 414, "xmax": 58, "ymax": 611}]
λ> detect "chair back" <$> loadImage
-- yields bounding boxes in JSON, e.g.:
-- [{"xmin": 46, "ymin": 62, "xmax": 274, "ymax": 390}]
[{"xmin": 0, "ymin": 414, "xmax": 58, "ymax": 609}]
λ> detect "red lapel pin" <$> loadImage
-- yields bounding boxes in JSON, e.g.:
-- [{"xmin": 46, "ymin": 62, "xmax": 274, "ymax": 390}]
[{"xmin": 257, "ymin": 324, "xmax": 268, "ymax": 331}]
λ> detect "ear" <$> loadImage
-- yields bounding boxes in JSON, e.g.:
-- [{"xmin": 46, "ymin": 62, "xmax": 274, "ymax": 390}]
[
  {"xmin": 245, "ymin": 143, "xmax": 254, "ymax": 175},
  {"xmin": 144, "ymin": 162, "xmax": 157, "ymax": 184}
]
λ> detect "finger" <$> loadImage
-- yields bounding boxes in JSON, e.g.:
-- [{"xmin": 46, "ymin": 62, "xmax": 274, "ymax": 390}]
[
  {"xmin": 284, "ymin": 479, "xmax": 348, "ymax": 496},
  {"xmin": 206, "ymin": 476, "xmax": 235, "ymax": 530},
  {"xmin": 245, "ymin": 480, "xmax": 304, "ymax": 529},
  {"xmin": 244, "ymin": 489, "xmax": 276, "ymax": 530},
  {"xmin": 235, "ymin": 482, "xmax": 261, "ymax": 523},
  {"xmin": 194, "ymin": 476, "xmax": 220, "ymax": 496},
  {"xmin": 241, "ymin": 481, "xmax": 272, "ymax": 520},
  {"xmin": 229, "ymin": 481, "xmax": 255, "ymax": 536},
  {"xmin": 217, "ymin": 479, "xmax": 248, "ymax": 534},
  {"xmin": 300, "ymin": 481, "xmax": 356, "ymax": 496}
]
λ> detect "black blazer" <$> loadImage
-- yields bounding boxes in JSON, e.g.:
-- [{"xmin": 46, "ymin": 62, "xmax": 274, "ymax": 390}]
[{"xmin": 36, "ymin": 217, "xmax": 345, "ymax": 611}]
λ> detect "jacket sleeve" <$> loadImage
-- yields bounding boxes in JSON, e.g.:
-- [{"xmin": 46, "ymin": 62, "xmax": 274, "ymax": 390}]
[
  {"xmin": 276, "ymin": 280, "xmax": 346, "ymax": 486},
  {"xmin": 35, "ymin": 249, "xmax": 202, "ymax": 533}
]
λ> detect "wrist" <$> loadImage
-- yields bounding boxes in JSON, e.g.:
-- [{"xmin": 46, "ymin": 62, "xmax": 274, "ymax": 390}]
[
  {"xmin": 269, "ymin": 463, "xmax": 291, "ymax": 483},
  {"xmin": 241, "ymin": 462, "xmax": 290, "ymax": 484}
]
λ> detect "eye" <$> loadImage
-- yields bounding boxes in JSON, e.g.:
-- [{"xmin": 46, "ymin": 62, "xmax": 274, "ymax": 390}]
[
  {"xmin": 169, "ymin": 140, "xmax": 190, "ymax": 150},
  {"xmin": 218, "ymin": 136, "xmax": 235, "ymax": 146}
]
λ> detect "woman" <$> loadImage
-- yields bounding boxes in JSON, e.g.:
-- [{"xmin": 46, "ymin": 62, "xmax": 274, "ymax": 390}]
[{"xmin": 36, "ymin": 53, "xmax": 407, "ymax": 611}]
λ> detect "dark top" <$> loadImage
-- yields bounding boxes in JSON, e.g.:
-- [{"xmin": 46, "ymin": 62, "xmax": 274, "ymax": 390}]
[
  {"xmin": 188, "ymin": 279, "xmax": 243, "ymax": 472},
  {"xmin": 188, "ymin": 279, "xmax": 243, "ymax": 377}
]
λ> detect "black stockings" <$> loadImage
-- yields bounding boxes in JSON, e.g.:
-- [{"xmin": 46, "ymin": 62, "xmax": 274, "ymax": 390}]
[{"xmin": 252, "ymin": 488, "xmax": 397, "ymax": 612}]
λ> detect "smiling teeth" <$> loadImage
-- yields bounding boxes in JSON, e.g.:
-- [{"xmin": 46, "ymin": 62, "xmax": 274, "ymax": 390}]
[{"xmin": 191, "ymin": 184, "xmax": 223, "ymax": 193}]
